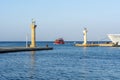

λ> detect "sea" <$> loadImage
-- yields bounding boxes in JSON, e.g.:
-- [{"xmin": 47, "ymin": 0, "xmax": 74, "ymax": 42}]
[{"xmin": 0, "ymin": 41, "xmax": 120, "ymax": 80}]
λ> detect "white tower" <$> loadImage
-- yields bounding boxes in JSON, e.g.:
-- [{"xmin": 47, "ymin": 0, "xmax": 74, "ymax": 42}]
[{"xmin": 83, "ymin": 28, "xmax": 88, "ymax": 45}]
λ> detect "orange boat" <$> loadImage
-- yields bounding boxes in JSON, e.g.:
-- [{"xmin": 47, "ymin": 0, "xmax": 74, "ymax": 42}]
[{"xmin": 54, "ymin": 38, "xmax": 65, "ymax": 44}]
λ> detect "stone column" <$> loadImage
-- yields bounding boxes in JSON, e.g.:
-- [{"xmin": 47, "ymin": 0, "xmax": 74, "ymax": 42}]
[{"xmin": 30, "ymin": 20, "xmax": 37, "ymax": 47}]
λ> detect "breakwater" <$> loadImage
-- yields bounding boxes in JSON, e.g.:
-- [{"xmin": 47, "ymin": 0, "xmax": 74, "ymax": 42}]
[{"xmin": 0, "ymin": 47, "xmax": 53, "ymax": 53}]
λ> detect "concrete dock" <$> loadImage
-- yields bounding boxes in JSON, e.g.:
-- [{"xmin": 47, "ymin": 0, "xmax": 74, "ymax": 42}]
[
  {"xmin": 75, "ymin": 43, "xmax": 115, "ymax": 47},
  {"xmin": 0, "ymin": 47, "xmax": 53, "ymax": 53}
]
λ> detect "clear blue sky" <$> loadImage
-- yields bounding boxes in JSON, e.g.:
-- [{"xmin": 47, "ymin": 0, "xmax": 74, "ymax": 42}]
[{"xmin": 0, "ymin": 0, "xmax": 120, "ymax": 41}]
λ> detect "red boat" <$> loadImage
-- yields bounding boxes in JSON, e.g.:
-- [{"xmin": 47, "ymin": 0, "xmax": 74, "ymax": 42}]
[{"xmin": 54, "ymin": 38, "xmax": 65, "ymax": 44}]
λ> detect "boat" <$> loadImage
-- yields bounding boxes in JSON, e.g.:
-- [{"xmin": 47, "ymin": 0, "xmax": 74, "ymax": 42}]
[
  {"xmin": 54, "ymin": 38, "xmax": 65, "ymax": 44},
  {"xmin": 108, "ymin": 34, "xmax": 120, "ymax": 45}
]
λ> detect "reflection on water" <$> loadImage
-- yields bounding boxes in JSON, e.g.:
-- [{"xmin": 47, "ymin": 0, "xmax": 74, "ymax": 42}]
[
  {"xmin": 83, "ymin": 47, "xmax": 87, "ymax": 56},
  {"xmin": 81, "ymin": 47, "xmax": 88, "ymax": 80},
  {"xmin": 29, "ymin": 51, "xmax": 36, "ymax": 80},
  {"xmin": 31, "ymin": 51, "xmax": 35, "ymax": 67}
]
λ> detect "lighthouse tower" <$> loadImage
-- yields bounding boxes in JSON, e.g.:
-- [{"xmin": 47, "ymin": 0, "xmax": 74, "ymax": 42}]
[
  {"xmin": 83, "ymin": 28, "xmax": 88, "ymax": 45},
  {"xmin": 30, "ymin": 19, "xmax": 37, "ymax": 48}
]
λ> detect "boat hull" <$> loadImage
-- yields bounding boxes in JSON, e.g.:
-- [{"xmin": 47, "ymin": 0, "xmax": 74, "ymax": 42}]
[{"xmin": 54, "ymin": 38, "xmax": 65, "ymax": 44}]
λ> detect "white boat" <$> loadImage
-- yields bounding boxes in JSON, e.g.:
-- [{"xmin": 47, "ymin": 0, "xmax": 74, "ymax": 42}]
[{"xmin": 108, "ymin": 34, "xmax": 120, "ymax": 45}]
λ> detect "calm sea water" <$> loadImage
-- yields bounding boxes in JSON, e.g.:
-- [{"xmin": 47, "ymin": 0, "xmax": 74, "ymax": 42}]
[{"xmin": 0, "ymin": 41, "xmax": 120, "ymax": 80}]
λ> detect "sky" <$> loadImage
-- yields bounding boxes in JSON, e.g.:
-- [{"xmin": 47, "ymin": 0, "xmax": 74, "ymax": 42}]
[{"xmin": 0, "ymin": 0, "xmax": 120, "ymax": 41}]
